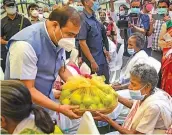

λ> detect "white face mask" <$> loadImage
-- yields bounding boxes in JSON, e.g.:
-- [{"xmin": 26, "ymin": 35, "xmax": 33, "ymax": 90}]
[
  {"xmin": 31, "ymin": 10, "xmax": 39, "ymax": 17},
  {"xmin": 38, "ymin": 14, "xmax": 43, "ymax": 20},
  {"xmin": 129, "ymin": 85, "xmax": 147, "ymax": 100},
  {"xmin": 6, "ymin": 6, "xmax": 16, "ymax": 15},
  {"xmin": 43, "ymin": 12, "xmax": 50, "ymax": 19},
  {"xmin": 53, "ymin": 29, "xmax": 75, "ymax": 52},
  {"xmin": 169, "ymin": 11, "xmax": 172, "ymax": 19},
  {"xmin": 120, "ymin": 11, "xmax": 125, "ymax": 16}
]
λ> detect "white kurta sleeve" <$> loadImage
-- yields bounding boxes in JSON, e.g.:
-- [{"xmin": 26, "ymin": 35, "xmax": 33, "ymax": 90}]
[
  {"xmin": 9, "ymin": 41, "xmax": 38, "ymax": 80},
  {"xmin": 135, "ymin": 104, "xmax": 161, "ymax": 134}
]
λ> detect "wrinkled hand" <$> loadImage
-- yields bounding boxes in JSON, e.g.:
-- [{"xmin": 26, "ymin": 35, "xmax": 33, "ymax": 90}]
[
  {"xmin": 94, "ymin": 112, "xmax": 111, "ymax": 122},
  {"xmin": 112, "ymin": 83, "xmax": 122, "ymax": 91},
  {"xmin": 58, "ymin": 105, "xmax": 81, "ymax": 119},
  {"xmin": 91, "ymin": 61, "xmax": 99, "ymax": 72}
]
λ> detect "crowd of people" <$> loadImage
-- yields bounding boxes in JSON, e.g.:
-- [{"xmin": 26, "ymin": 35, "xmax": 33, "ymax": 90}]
[{"xmin": 1, "ymin": 0, "xmax": 172, "ymax": 134}]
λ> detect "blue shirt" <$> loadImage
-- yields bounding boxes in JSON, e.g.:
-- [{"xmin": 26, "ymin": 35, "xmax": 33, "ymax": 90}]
[{"xmin": 77, "ymin": 9, "xmax": 106, "ymax": 65}]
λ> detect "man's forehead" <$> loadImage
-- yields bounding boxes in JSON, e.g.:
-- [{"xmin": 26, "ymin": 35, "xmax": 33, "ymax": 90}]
[
  {"xmin": 64, "ymin": 21, "xmax": 80, "ymax": 34},
  {"xmin": 159, "ymin": 2, "xmax": 168, "ymax": 7},
  {"xmin": 131, "ymin": 1, "xmax": 140, "ymax": 6}
]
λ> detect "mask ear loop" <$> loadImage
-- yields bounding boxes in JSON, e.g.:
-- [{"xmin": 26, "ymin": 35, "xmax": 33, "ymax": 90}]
[{"xmin": 61, "ymin": 56, "xmax": 66, "ymax": 72}]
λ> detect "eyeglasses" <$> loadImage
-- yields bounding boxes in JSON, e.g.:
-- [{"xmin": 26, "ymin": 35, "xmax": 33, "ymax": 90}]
[
  {"xmin": 158, "ymin": 6, "xmax": 167, "ymax": 8},
  {"xmin": 132, "ymin": 6, "xmax": 140, "ymax": 8}
]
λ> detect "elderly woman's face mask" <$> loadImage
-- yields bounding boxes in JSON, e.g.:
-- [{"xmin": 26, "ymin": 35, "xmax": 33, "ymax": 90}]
[{"xmin": 128, "ymin": 75, "xmax": 148, "ymax": 100}]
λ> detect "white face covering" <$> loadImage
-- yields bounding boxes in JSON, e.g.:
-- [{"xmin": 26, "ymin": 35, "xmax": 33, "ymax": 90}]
[
  {"xmin": 43, "ymin": 12, "xmax": 50, "ymax": 19},
  {"xmin": 129, "ymin": 85, "xmax": 147, "ymax": 100},
  {"xmin": 6, "ymin": 6, "xmax": 16, "ymax": 15},
  {"xmin": 53, "ymin": 29, "xmax": 75, "ymax": 52},
  {"xmin": 120, "ymin": 11, "xmax": 125, "ymax": 16},
  {"xmin": 31, "ymin": 10, "xmax": 39, "ymax": 17}
]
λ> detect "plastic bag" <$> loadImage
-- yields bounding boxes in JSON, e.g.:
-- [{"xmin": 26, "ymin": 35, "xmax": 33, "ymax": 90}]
[{"xmin": 60, "ymin": 75, "xmax": 118, "ymax": 115}]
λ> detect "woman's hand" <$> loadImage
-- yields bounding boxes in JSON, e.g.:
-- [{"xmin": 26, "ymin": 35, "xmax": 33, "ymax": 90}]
[{"xmin": 94, "ymin": 112, "xmax": 111, "ymax": 122}]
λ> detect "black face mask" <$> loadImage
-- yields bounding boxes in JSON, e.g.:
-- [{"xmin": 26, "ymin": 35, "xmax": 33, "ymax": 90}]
[{"xmin": 100, "ymin": 17, "xmax": 106, "ymax": 22}]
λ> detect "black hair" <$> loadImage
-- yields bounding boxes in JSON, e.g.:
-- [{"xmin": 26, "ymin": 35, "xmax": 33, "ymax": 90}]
[
  {"xmin": 119, "ymin": 4, "xmax": 129, "ymax": 10},
  {"xmin": 131, "ymin": 0, "xmax": 141, "ymax": 4},
  {"xmin": 81, "ymin": 0, "xmax": 85, "ymax": 6},
  {"xmin": 130, "ymin": 32, "xmax": 145, "ymax": 49},
  {"xmin": 1, "ymin": 80, "xmax": 55, "ymax": 134},
  {"xmin": 27, "ymin": 3, "xmax": 39, "ymax": 11},
  {"xmin": 49, "ymin": 6, "xmax": 81, "ymax": 28},
  {"xmin": 158, "ymin": 0, "xmax": 170, "ymax": 7}
]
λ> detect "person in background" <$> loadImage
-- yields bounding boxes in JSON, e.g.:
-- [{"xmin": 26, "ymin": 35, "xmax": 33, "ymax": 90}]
[
  {"xmin": 99, "ymin": 10, "xmax": 117, "ymax": 44},
  {"xmin": 141, "ymin": 0, "xmax": 155, "ymax": 56},
  {"xmin": 76, "ymin": 1, "xmax": 84, "ymax": 12},
  {"xmin": 27, "ymin": 3, "xmax": 40, "ymax": 24},
  {"xmin": 95, "ymin": 63, "xmax": 172, "ymax": 134},
  {"xmin": 77, "ymin": 0, "xmax": 110, "ymax": 84},
  {"xmin": 43, "ymin": 7, "xmax": 50, "ymax": 19},
  {"xmin": 169, "ymin": 2, "xmax": 172, "ymax": 19},
  {"xmin": 0, "ymin": 0, "xmax": 31, "ymax": 73},
  {"xmin": 1, "ymin": 80, "xmax": 62, "ymax": 134},
  {"xmin": 112, "ymin": 32, "xmax": 148, "ymax": 90},
  {"xmin": 5, "ymin": 6, "xmax": 81, "ymax": 119},
  {"xmin": 109, "ymin": 0, "xmax": 129, "ymax": 23},
  {"xmin": 151, "ymin": 0, "xmax": 170, "ymax": 88},
  {"xmin": 158, "ymin": 17, "xmax": 172, "ymax": 96},
  {"xmin": 128, "ymin": 0, "xmax": 150, "ymax": 37},
  {"xmin": 151, "ymin": 0, "xmax": 170, "ymax": 62}
]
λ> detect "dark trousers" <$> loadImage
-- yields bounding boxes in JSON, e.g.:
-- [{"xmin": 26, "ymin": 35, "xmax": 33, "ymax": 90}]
[
  {"xmin": 96, "ymin": 64, "xmax": 110, "ymax": 84},
  {"xmin": 1, "ymin": 46, "xmax": 8, "ymax": 73},
  {"xmin": 87, "ymin": 62, "xmax": 110, "ymax": 84},
  {"xmin": 144, "ymin": 47, "xmax": 152, "ymax": 56},
  {"xmin": 151, "ymin": 50, "xmax": 163, "ymax": 88}
]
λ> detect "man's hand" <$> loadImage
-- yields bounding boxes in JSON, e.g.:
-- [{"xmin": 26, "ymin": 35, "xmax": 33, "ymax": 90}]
[
  {"xmin": 58, "ymin": 105, "xmax": 81, "ymax": 119},
  {"xmin": 94, "ymin": 112, "xmax": 111, "ymax": 122},
  {"xmin": 91, "ymin": 61, "xmax": 99, "ymax": 72},
  {"xmin": 104, "ymin": 50, "xmax": 111, "ymax": 62}
]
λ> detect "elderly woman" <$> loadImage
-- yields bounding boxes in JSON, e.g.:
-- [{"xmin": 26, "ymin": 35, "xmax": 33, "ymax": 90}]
[
  {"xmin": 1, "ymin": 80, "xmax": 62, "ymax": 134},
  {"xmin": 95, "ymin": 63, "xmax": 172, "ymax": 134},
  {"xmin": 112, "ymin": 32, "xmax": 148, "ymax": 90}
]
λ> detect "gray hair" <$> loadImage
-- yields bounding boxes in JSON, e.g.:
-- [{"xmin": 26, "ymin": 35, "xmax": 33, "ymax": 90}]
[
  {"xmin": 130, "ymin": 32, "xmax": 145, "ymax": 49},
  {"xmin": 130, "ymin": 63, "xmax": 159, "ymax": 89}
]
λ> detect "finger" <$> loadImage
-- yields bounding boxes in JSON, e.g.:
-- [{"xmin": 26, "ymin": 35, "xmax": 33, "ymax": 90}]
[
  {"xmin": 93, "ymin": 116, "xmax": 102, "ymax": 121},
  {"xmin": 69, "ymin": 112, "xmax": 81, "ymax": 119},
  {"xmin": 70, "ymin": 105, "xmax": 80, "ymax": 109}
]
